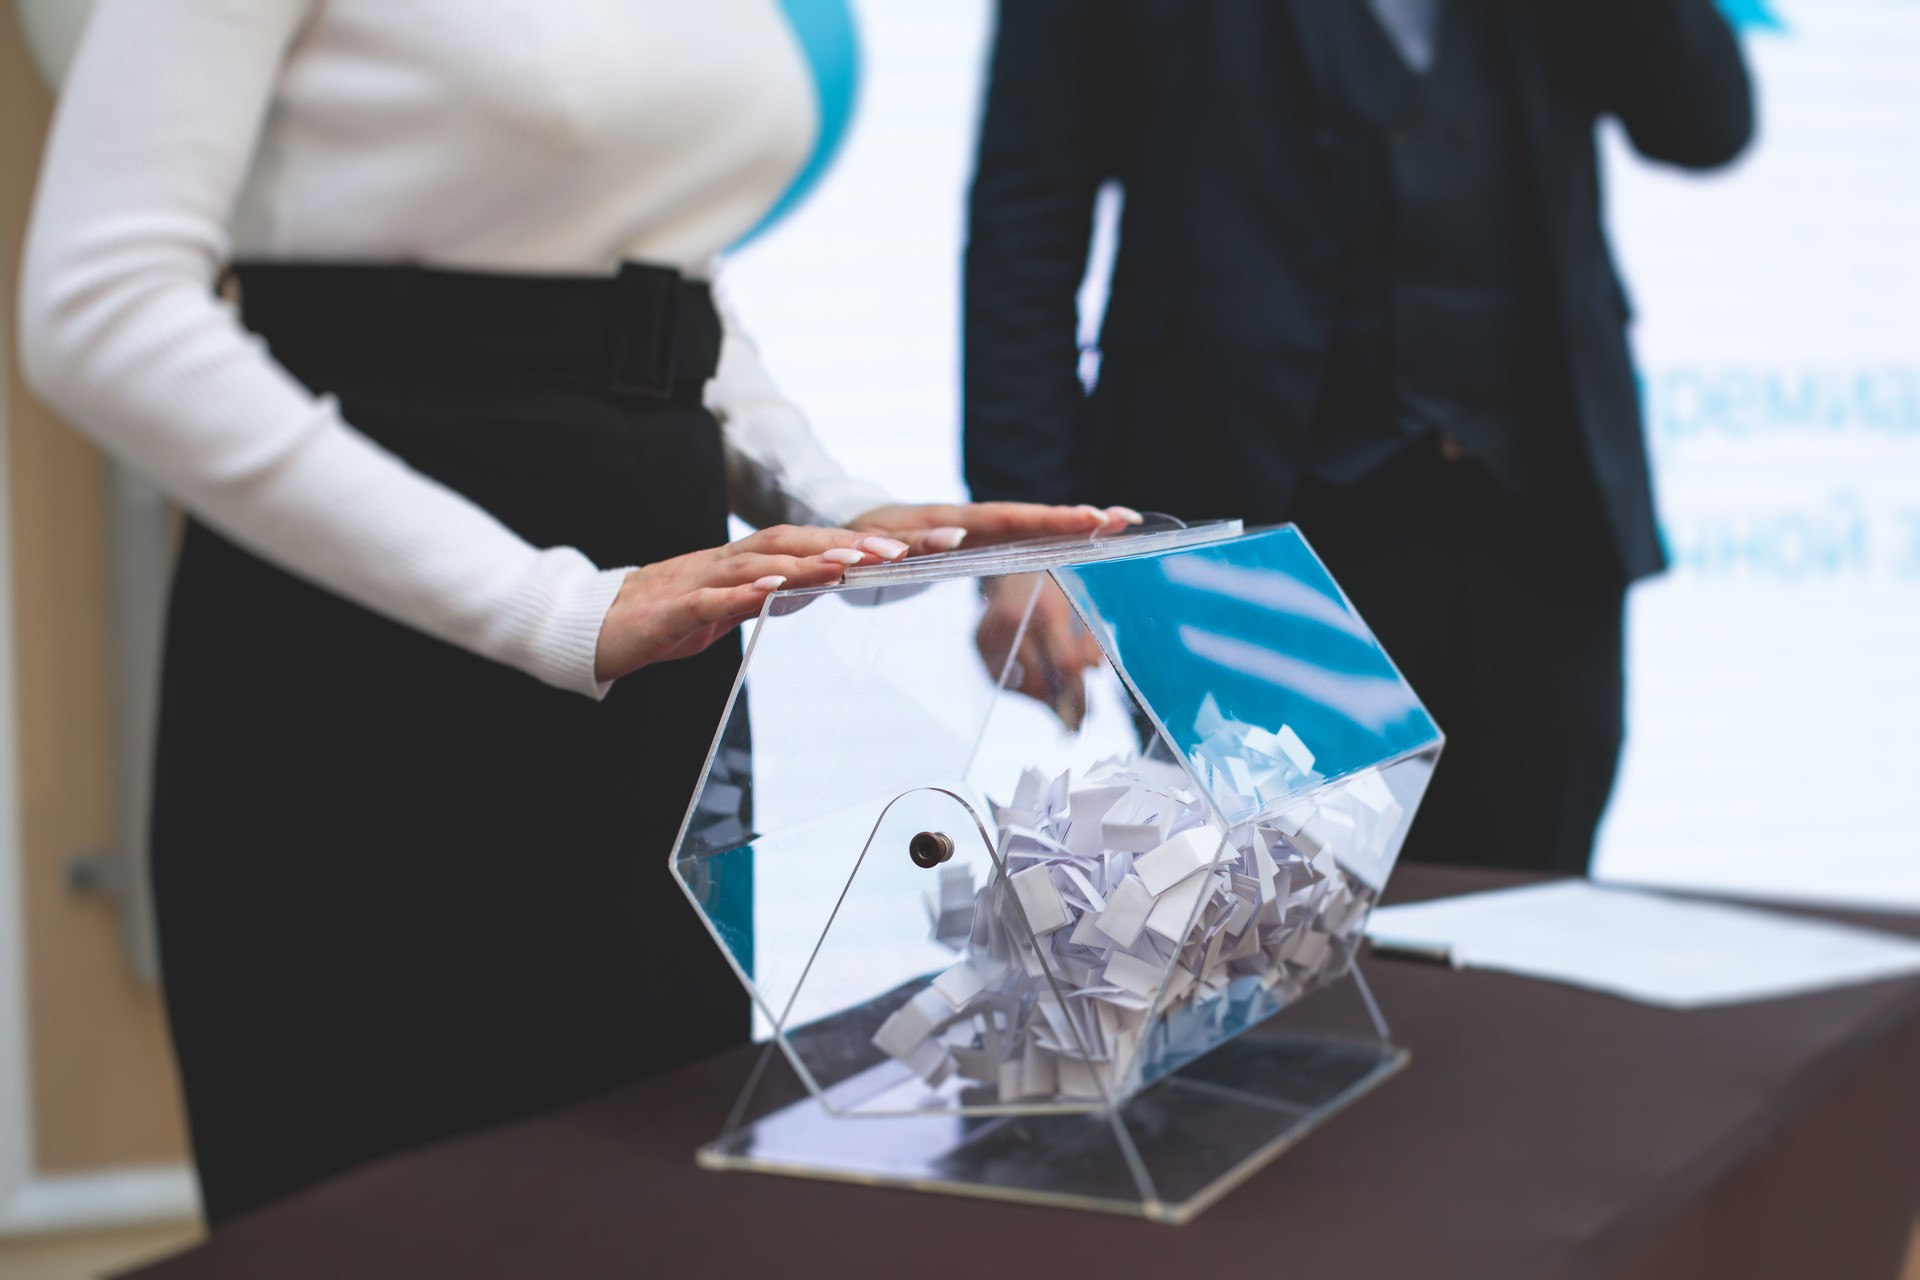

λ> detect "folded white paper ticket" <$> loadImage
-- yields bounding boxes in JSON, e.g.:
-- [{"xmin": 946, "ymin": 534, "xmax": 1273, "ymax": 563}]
[{"xmin": 871, "ymin": 737, "xmax": 1403, "ymax": 1104}]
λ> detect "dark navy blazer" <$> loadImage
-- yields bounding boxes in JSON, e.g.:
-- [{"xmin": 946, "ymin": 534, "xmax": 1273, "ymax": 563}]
[{"xmin": 962, "ymin": 0, "xmax": 1752, "ymax": 581}]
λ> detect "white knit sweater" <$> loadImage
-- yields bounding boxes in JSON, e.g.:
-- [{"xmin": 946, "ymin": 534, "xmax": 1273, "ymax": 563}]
[{"xmin": 17, "ymin": 0, "xmax": 891, "ymax": 698}]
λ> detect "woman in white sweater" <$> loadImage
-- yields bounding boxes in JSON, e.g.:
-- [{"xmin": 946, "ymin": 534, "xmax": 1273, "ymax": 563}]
[{"xmin": 18, "ymin": 0, "xmax": 1128, "ymax": 1223}]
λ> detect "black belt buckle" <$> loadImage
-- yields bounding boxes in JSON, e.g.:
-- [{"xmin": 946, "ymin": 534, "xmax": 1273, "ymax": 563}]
[{"xmin": 608, "ymin": 261, "xmax": 681, "ymax": 399}]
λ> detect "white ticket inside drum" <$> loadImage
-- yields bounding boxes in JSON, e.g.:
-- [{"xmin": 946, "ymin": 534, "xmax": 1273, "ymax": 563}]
[{"xmin": 868, "ymin": 744, "xmax": 1399, "ymax": 1105}]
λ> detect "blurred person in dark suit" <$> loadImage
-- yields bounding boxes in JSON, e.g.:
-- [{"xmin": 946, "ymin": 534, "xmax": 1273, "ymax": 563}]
[{"xmin": 964, "ymin": 0, "xmax": 1752, "ymax": 873}]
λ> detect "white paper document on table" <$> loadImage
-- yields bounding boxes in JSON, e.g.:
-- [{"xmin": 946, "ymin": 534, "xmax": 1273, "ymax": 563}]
[{"xmin": 1364, "ymin": 880, "xmax": 1920, "ymax": 1009}]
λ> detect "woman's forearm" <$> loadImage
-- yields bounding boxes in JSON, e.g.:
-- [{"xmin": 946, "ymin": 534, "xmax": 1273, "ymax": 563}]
[{"xmin": 18, "ymin": 0, "xmax": 628, "ymax": 698}]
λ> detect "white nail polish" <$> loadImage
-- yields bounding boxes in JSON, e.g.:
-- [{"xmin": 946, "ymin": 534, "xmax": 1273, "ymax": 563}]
[
  {"xmin": 1111, "ymin": 505, "xmax": 1145, "ymax": 524},
  {"xmin": 753, "ymin": 575, "xmax": 787, "ymax": 590},
  {"xmin": 929, "ymin": 527, "xmax": 968, "ymax": 551},
  {"xmin": 857, "ymin": 536, "xmax": 908, "ymax": 560},
  {"xmin": 821, "ymin": 548, "xmax": 863, "ymax": 565}
]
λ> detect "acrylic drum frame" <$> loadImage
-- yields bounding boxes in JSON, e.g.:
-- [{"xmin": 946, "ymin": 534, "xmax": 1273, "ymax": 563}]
[{"xmin": 669, "ymin": 520, "xmax": 1443, "ymax": 1223}]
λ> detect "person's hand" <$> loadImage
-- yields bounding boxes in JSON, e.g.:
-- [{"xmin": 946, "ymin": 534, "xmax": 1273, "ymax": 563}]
[
  {"xmin": 975, "ymin": 573, "xmax": 1107, "ymax": 731},
  {"xmin": 593, "ymin": 525, "xmax": 908, "ymax": 683},
  {"xmin": 847, "ymin": 501, "xmax": 1142, "ymax": 556}
]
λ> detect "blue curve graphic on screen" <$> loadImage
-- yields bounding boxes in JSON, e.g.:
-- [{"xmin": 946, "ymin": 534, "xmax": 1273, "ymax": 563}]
[
  {"xmin": 1715, "ymin": 0, "xmax": 1786, "ymax": 33},
  {"xmin": 736, "ymin": 0, "xmax": 862, "ymax": 247}
]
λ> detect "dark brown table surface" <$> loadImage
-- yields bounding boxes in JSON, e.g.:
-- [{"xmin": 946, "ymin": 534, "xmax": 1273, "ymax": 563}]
[{"xmin": 126, "ymin": 867, "xmax": 1920, "ymax": 1280}]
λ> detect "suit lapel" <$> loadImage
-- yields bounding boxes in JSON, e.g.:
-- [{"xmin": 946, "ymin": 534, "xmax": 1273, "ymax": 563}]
[
  {"xmin": 1500, "ymin": 0, "xmax": 1571, "ymax": 260},
  {"xmin": 1279, "ymin": 0, "xmax": 1342, "ymax": 133},
  {"xmin": 1192, "ymin": 0, "xmax": 1329, "ymax": 224}
]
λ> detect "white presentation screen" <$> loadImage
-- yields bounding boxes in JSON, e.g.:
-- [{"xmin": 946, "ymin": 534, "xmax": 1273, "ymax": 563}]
[{"xmin": 725, "ymin": 0, "xmax": 1920, "ymax": 910}]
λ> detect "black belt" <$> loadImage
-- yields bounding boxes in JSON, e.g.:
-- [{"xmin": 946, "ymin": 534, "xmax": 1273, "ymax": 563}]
[{"xmin": 232, "ymin": 260, "xmax": 722, "ymax": 404}]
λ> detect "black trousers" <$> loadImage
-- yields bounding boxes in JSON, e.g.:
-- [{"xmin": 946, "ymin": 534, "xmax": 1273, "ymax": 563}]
[
  {"xmin": 1290, "ymin": 444, "xmax": 1627, "ymax": 874},
  {"xmin": 150, "ymin": 276, "xmax": 747, "ymax": 1225}
]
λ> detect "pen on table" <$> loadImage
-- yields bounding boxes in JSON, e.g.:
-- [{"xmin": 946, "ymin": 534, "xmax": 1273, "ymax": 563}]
[{"xmin": 1367, "ymin": 940, "xmax": 1457, "ymax": 967}]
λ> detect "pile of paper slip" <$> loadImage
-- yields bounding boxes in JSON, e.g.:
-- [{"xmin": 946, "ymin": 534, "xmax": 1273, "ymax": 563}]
[
  {"xmin": 876, "ymin": 746, "xmax": 1392, "ymax": 1104},
  {"xmin": 1186, "ymin": 691, "xmax": 1322, "ymax": 817}
]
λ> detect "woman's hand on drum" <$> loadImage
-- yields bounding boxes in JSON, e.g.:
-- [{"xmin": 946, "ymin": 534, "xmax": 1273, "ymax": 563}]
[
  {"xmin": 595, "ymin": 503, "xmax": 1143, "ymax": 685},
  {"xmin": 846, "ymin": 501, "xmax": 1142, "ymax": 555},
  {"xmin": 847, "ymin": 501, "xmax": 1141, "ymax": 729},
  {"xmin": 593, "ymin": 525, "xmax": 908, "ymax": 682}
]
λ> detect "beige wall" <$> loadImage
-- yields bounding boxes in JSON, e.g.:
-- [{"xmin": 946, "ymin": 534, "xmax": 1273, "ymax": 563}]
[{"xmin": 2, "ymin": 8, "xmax": 189, "ymax": 1173}]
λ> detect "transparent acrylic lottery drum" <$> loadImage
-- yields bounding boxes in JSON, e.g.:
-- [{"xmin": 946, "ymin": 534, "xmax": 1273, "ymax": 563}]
[{"xmin": 671, "ymin": 522, "xmax": 1442, "ymax": 1222}]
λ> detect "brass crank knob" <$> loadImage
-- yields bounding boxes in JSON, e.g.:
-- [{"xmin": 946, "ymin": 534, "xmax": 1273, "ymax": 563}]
[{"xmin": 909, "ymin": 831, "xmax": 955, "ymax": 869}]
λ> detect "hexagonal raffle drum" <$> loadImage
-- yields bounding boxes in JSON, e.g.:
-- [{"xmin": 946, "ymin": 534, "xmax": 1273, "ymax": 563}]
[{"xmin": 669, "ymin": 521, "xmax": 1443, "ymax": 1222}]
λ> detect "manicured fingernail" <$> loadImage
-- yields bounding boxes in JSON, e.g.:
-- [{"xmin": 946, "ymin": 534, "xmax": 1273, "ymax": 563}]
[
  {"xmin": 1075, "ymin": 504, "xmax": 1107, "ymax": 522},
  {"xmin": 820, "ymin": 548, "xmax": 864, "ymax": 565},
  {"xmin": 1109, "ymin": 505, "xmax": 1144, "ymax": 524},
  {"xmin": 927, "ymin": 527, "xmax": 968, "ymax": 551},
  {"xmin": 856, "ymin": 536, "xmax": 908, "ymax": 560},
  {"xmin": 753, "ymin": 576, "xmax": 787, "ymax": 590}
]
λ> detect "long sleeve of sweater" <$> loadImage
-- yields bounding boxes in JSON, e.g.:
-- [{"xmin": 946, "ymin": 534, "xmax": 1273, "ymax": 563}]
[
  {"xmin": 19, "ymin": 0, "xmax": 887, "ymax": 699},
  {"xmin": 707, "ymin": 277, "xmax": 891, "ymax": 529}
]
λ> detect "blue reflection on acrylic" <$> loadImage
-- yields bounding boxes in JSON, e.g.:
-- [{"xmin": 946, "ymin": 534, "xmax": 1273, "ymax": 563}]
[{"xmin": 1053, "ymin": 527, "xmax": 1441, "ymax": 796}]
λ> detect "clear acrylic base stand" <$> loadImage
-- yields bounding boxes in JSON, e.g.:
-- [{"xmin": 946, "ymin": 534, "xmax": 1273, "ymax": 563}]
[{"xmin": 698, "ymin": 964, "xmax": 1406, "ymax": 1225}]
